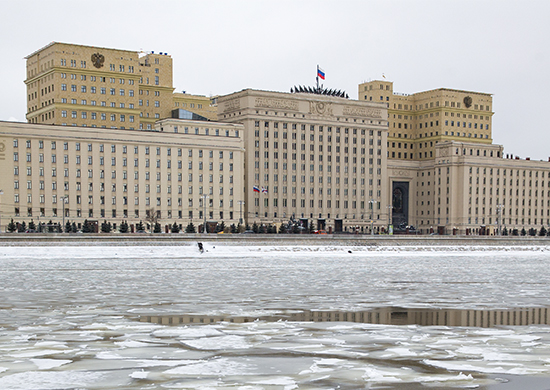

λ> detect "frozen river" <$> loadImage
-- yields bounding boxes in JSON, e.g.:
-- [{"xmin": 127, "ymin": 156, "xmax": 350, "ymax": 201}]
[{"xmin": 1, "ymin": 243, "xmax": 550, "ymax": 389}]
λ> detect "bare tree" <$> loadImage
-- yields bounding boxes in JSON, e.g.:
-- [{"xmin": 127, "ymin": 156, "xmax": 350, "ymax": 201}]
[{"xmin": 145, "ymin": 208, "xmax": 158, "ymax": 233}]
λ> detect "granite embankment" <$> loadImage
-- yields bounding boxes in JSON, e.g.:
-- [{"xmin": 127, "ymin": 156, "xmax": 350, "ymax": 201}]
[{"xmin": 1, "ymin": 233, "xmax": 550, "ymax": 247}]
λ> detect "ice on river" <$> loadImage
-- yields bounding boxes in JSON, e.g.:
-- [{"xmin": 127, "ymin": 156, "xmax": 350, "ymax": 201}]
[{"xmin": 0, "ymin": 243, "xmax": 549, "ymax": 389}]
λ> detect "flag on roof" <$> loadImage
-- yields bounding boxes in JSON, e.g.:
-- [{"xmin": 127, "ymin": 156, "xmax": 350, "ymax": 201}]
[
  {"xmin": 317, "ymin": 66, "xmax": 325, "ymax": 80},
  {"xmin": 253, "ymin": 185, "xmax": 260, "ymax": 192}
]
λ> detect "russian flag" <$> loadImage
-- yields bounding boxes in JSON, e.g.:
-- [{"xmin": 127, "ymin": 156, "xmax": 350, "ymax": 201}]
[
  {"xmin": 317, "ymin": 66, "xmax": 325, "ymax": 80},
  {"xmin": 261, "ymin": 186, "xmax": 268, "ymax": 193},
  {"xmin": 253, "ymin": 185, "xmax": 260, "ymax": 192}
]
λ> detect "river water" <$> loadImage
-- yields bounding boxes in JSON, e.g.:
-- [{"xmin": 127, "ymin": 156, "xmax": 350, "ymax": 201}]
[{"xmin": 0, "ymin": 243, "xmax": 550, "ymax": 389}]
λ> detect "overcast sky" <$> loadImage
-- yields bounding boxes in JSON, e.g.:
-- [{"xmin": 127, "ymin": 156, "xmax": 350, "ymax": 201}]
[{"xmin": 1, "ymin": 0, "xmax": 549, "ymax": 159}]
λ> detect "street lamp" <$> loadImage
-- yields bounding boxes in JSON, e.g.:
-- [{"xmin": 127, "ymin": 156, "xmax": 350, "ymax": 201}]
[
  {"xmin": 62, "ymin": 196, "xmax": 68, "ymax": 233},
  {"xmin": 386, "ymin": 205, "xmax": 393, "ymax": 234},
  {"xmin": 0, "ymin": 189, "xmax": 3, "ymax": 233},
  {"xmin": 238, "ymin": 200, "xmax": 245, "ymax": 225},
  {"xmin": 369, "ymin": 199, "xmax": 377, "ymax": 235},
  {"xmin": 201, "ymin": 195, "xmax": 209, "ymax": 234},
  {"xmin": 496, "ymin": 204, "xmax": 504, "ymax": 236}
]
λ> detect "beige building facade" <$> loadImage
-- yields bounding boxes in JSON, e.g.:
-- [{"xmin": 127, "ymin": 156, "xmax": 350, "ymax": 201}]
[
  {"xmin": 0, "ymin": 120, "xmax": 244, "ymax": 231},
  {"xmin": 24, "ymin": 42, "xmax": 217, "ymax": 131},
  {"xmin": 390, "ymin": 140, "xmax": 550, "ymax": 234},
  {"xmin": 218, "ymin": 89, "xmax": 389, "ymax": 232},
  {"xmin": 173, "ymin": 93, "xmax": 218, "ymax": 121},
  {"xmin": 374, "ymin": 81, "xmax": 550, "ymax": 234},
  {"xmin": 359, "ymin": 80, "xmax": 493, "ymax": 162},
  {"xmin": 7, "ymin": 42, "xmax": 550, "ymax": 235}
]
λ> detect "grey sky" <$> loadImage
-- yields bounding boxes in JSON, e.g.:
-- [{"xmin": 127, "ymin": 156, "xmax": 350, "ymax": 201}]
[{"xmin": 1, "ymin": 0, "xmax": 549, "ymax": 159}]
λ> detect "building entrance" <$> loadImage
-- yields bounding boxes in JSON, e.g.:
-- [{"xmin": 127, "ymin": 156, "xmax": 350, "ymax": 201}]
[{"xmin": 392, "ymin": 181, "xmax": 409, "ymax": 228}]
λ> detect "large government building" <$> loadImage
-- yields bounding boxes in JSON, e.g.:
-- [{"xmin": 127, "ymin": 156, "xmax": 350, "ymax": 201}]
[
  {"xmin": 217, "ymin": 88, "xmax": 389, "ymax": 232},
  {"xmin": 0, "ymin": 41, "xmax": 549, "ymax": 234}
]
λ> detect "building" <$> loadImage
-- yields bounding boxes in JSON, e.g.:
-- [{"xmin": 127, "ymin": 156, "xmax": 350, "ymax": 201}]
[
  {"xmin": 4, "ymin": 41, "xmax": 550, "ymax": 235},
  {"xmin": 24, "ymin": 42, "xmax": 217, "ymax": 131},
  {"xmin": 359, "ymin": 80, "xmax": 494, "ymax": 162},
  {"xmin": 361, "ymin": 80, "xmax": 550, "ymax": 234},
  {"xmin": 0, "ymin": 119, "xmax": 244, "ymax": 231},
  {"xmin": 390, "ymin": 139, "xmax": 550, "ymax": 235},
  {"xmin": 173, "ymin": 92, "xmax": 218, "ymax": 121},
  {"xmin": 217, "ymin": 88, "xmax": 389, "ymax": 233}
]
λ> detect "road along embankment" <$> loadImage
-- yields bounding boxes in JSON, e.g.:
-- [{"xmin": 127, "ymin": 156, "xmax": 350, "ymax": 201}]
[{"xmin": 1, "ymin": 233, "xmax": 550, "ymax": 248}]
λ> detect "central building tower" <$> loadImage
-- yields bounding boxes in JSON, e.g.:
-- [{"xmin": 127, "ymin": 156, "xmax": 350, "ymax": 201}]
[{"xmin": 218, "ymin": 88, "xmax": 389, "ymax": 233}]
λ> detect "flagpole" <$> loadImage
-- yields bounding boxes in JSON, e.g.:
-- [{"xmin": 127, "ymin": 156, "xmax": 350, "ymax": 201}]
[{"xmin": 316, "ymin": 65, "xmax": 319, "ymax": 91}]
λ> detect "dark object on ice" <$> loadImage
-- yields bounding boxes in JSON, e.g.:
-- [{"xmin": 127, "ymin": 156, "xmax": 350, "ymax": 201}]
[
  {"xmin": 348, "ymin": 250, "xmax": 352, "ymax": 253},
  {"xmin": 198, "ymin": 242, "xmax": 204, "ymax": 253}
]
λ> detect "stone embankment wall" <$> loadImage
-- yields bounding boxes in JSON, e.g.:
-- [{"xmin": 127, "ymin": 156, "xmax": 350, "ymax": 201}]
[{"xmin": 1, "ymin": 234, "xmax": 550, "ymax": 247}]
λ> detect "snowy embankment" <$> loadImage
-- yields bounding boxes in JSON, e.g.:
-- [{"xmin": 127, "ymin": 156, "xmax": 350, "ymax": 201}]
[{"xmin": 1, "ymin": 242, "xmax": 550, "ymax": 261}]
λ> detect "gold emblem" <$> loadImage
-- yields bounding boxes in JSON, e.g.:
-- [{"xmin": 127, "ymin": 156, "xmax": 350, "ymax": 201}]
[{"xmin": 91, "ymin": 53, "xmax": 105, "ymax": 69}]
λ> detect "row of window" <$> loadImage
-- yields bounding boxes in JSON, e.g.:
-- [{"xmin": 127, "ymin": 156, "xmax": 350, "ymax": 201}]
[
  {"xmin": 59, "ymin": 59, "xmax": 136, "ymax": 74},
  {"xmin": 15, "ymin": 182, "xmax": 234, "ymax": 198},
  {"xmin": 13, "ymin": 160, "xmax": 235, "ymax": 179},
  {"xmin": 255, "ymin": 151, "xmax": 383, "ymax": 168},
  {"xmin": 252, "ymin": 198, "xmax": 381, "ymax": 211},
  {"xmin": 255, "ymin": 122, "xmax": 383, "ymax": 136},
  {"xmin": 60, "ymin": 73, "xmax": 136, "ymax": 83},
  {"xmin": 59, "ymin": 98, "xmax": 135, "ymax": 110},
  {"xmin": 174, "ymin": 102, "xmax": 202, "ymax": 109},
  {"xmin": 13, "ymin": 205, "xmax": 230, "ymax": 221},
  {"xmin": 14, "ymin": 139, "xmax": 237, "ymax": 158},
  {"xmin": 256, "ymin": 130, "xmax": 382, "ymax": 146},
  {"xmin": 416, "ymin": 217, "xmax": 550, "ymax": 227},
  {"xmin": 60, "ymin": 84, "xmax": 137, "ymax": 97},
  {"xmin": 444, "ymin": 120, "xmax": 489, "ymax": 130},
  {"xmin": 416, "ymin": 166, "xmax": 549, "ymax": 179},
  {"xmin": 252, "ymin": 110, "xmax": 386, "ymax": 126},
  {"xmin": 59, "ymin": 111, "xmax": 136, "ymax": 122},
  {"xmin": 468, "ymin": 167, "xmax": 548, "ymax": 178}
]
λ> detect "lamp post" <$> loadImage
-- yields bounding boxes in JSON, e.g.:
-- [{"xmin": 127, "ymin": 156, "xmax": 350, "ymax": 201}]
[
  {"xmin": 0, "ymin": 189, "xmax": 3, "ymax": 233},
  {"xmin": 369, "ymin": 199, "xmax": 377, "ymax": 235},
  {"xmin": 238, "ymin": 200, "xmax": 245, "ymax": 225},
  {"xmin": 202, "ymin": 195, "xmax": 209, "ymax": 234},
  {"xmin": 386, "ymin": 205, "xmax": 393, "ymax": 234},
  {"xmin": 62, "ymin": 196, "xmax": 68, "ymax": 233},
  {"xmin": 496, "ymin": 204, "xmax": 504, "ymax": 236}
]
